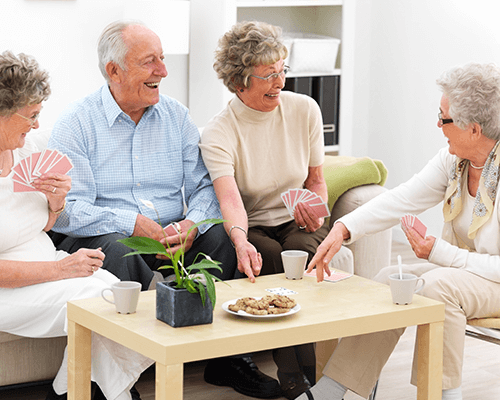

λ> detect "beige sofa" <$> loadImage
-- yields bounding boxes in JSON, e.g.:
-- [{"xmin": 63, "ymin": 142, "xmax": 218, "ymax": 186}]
[{"xmin": 0, "ymin": 130, "xmax": 391, "ymax": 388}]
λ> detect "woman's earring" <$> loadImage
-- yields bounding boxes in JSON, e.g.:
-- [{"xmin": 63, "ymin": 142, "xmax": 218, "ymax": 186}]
[{"xmin": 240, "ymin": 89, "xmax": 244, "ymax": 93}]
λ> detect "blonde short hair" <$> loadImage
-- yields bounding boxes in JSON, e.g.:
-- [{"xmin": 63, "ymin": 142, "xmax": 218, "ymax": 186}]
[
  {"xmin": 0, "ymin": 51, "xmax": 50, "ymax": 117},
  {"xmin": 214, "ymin": 21, "xmax": 288, "ymax": 93}
]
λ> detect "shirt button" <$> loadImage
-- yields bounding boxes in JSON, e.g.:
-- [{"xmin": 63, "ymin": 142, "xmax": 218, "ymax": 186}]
[
  {"xmin": 135, "ymin": 156, "xmax": 139, "ymax": 160},
  {"xmin": 137, "ymin": 183, "xmax": 141, "ymax": 186},
  {"xmin": 123, "ymin": 231, "xmax": 127, "ymax": 235}
]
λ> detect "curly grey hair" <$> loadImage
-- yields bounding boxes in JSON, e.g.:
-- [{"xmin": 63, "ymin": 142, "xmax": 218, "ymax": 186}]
[
  {"xmin": 97, "ymin": 20, "xmax": 146, "ymax": 83},
  {"xmin": 213, "ymin": 21, "xmax": 288, "ymax": 94},
  {"xmin": 437, "ymin": 63, "xmax": 500, "ymax": 140},
  {"xmin": 0, "ymin": 51, "xmax": 50, "ymax": 117}
]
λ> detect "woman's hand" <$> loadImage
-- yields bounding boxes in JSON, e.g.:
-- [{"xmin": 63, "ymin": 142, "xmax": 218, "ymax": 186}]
[
  {"xmin": 56, "ymin": 248, "xmax": 105, "ymax": 279},
  {"xmin": 402, "ymin": 225, "xmax": 436, "ymax": 260},
  {"xmin": 307, "ymin": 222, "xmax": 350, "ymax": 282},
  {"xmin": 294, "ymin": 202, "xmax": 325, "ymax": 233},
  {"xmin": 33, "ymin": 172, "xmax": 71, "ymax": 213},
  {"xmin": 234, "ymin": 240, "xmax": 262, "ymax": 283}
]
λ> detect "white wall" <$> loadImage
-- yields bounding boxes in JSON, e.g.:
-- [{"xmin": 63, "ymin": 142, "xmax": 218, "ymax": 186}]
[
  {"xmin": 351, "ymin": 0, "xmax": 500, "ymax": 242},
  {"xmin": 0, "ymin": 0, "xmax": 189, "ymax": 129}
]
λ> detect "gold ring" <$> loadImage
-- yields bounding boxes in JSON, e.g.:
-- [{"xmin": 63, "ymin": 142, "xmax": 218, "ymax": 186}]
[{"xmin": 91, "ymin": 267, "xmax": 95, "ymax": 273}]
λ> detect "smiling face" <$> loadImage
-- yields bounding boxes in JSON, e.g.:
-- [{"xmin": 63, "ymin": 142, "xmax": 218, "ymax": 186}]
[
  {"xmin": 0, "ymin": 103, "xmax": 42, "ymax": 152},
  {"xmin": 107, "ymin": 25, "xmax": 167, "ymax": 122},
  {"xmin": 439, "ymin": 95, "xmax": 474, "ymax": 158},
  {"xmin": 238, "ymin": 59, "xmax": 286, "ymax": 112}
]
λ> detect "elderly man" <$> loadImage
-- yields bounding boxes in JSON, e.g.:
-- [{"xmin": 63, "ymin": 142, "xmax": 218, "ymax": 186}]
[{"xmin": 48, "ymin": 20, "xmax": 236, "ymax": 290}]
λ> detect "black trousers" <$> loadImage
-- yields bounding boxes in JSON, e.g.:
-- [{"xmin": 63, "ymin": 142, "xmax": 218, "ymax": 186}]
[{"xmin": 49, "ymin": 224, "xmax": 237, "ymax": 291}]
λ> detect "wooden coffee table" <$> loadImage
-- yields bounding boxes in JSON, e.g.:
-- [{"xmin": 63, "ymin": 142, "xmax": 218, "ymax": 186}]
[{"xmin": 67, "ymin": 273, "xmax": 444, "ymax": 400}]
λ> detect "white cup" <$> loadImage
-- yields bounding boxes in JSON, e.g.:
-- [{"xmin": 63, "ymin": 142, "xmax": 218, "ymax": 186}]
[
  {"xmin": 101, "ymin": 281, "xmax": 141, "ymax": 314},
  {"xmin": 389, "ymin": 273, "xmax": 425, "ymax": 305},
  {"xmin": 281, "ymin": 250, "xmax": 308, "ymax": 280}
]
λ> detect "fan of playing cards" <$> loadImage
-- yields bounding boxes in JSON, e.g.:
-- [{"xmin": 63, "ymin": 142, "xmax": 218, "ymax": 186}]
[
  {"xmin": 401, "ymin": 214, "xmax": 427, "ymax": 238},
  {"xmin": 281, "ymin": 188, "xmax": 330, "ymax": 219},
  {"xmin": 12, "ymin": 149, "xmax": 73, "ymax": 193}
]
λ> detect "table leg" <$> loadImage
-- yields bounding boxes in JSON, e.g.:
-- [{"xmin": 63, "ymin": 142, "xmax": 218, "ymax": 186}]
[
  {"xmin": 315, "ymin": 339, "xmax": 338, "ymax": 382},
  {"xmin": 156, "ymin": 363, "xmax": 183, "ymax": 400},
  {"xmin": 68, "ymin": 320, "xmax": 92, "ymax": 400},
  {"xmin": 416, "ymin": 321, "xmax": 443, "ymax": 400}
]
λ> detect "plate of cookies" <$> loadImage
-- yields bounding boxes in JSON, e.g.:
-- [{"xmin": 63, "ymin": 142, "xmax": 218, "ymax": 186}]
[{"xmin": 222, "ymin": 295, "xmax": 300, "ymax": 319}]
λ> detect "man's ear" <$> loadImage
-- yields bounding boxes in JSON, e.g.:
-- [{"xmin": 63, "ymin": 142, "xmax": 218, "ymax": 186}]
[{"xmin": 105, "ymin": 61, "xmax": 121, "ymax": 84}]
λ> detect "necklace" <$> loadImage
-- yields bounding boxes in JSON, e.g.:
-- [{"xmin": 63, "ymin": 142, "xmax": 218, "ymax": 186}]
[{"xmin": 470, "ymin": 162, "xmax": 485, "ymax": 169}]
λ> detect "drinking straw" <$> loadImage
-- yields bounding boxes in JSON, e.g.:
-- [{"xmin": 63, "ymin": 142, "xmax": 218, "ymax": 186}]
[{"xmin": 397, "ymin": 255, "xmax": 403, "ymax": 280}]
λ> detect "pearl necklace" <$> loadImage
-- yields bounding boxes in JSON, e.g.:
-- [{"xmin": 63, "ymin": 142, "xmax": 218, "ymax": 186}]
[{"xmin": 470, "ymin": 162, "xmax": 485, "ymax": 169}]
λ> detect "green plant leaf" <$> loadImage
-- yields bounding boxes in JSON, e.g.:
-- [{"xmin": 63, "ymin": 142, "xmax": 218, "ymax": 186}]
[{"xmin": 117, "ymin": 237, "xmax": 167, "ymax": 255}]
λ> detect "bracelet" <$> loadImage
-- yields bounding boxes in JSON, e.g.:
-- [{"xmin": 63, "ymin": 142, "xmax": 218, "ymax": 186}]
[
  {"xmin": 228, "ymin": 225, "xmax": 247, "ymax": 248},
  {"xmin": 50, "ymin": 201, "xmax": 66, "ymax": 215}
]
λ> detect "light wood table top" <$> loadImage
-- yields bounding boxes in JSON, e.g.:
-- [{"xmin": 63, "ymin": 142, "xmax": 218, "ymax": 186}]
[{"xmin": 67, "ymin": 273, "xmax": 444, "ymax": 400}]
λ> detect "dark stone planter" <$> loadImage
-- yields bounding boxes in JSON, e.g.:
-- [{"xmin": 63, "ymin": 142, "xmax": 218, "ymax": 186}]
[{"xmin": 156, "ymin": 281, "xmax": 213, "ymax": 328}]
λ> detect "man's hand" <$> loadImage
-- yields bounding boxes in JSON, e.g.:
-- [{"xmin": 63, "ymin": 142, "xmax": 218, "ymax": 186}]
[
  {"xmin": 132, "ymin": 214, "xmax": 164, "ymax": 241},
  {"xmin": 157, "ymin": 219, "xmax": 197, "ymax": 258}
]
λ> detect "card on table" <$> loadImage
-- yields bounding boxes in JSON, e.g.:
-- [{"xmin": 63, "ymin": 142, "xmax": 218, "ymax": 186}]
[
  {"xmin": 303, "ymin": 268, "xmax": 352, "ymax": 283},
  {"xmin": 280, "ymin": 188, "xmax": 330, "ymax": 219},
  {"xmin": 401, "ymin": 214, "xmax": 427, "ymax": 238},
  {"xmin": 12, "ymin": 149, "xmax": 73, "ymax": 193},
  {"xmin": 265, "ymin": 287, "xmax": 298, "ymax": 296}
]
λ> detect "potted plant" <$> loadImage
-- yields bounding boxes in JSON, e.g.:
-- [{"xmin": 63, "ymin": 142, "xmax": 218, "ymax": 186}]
[{"xmin": 118, "ymin": 200, "xmax": 227, "ymax": 327}]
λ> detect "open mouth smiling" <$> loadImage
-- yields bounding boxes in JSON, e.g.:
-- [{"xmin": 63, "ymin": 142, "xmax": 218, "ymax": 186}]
[{"xmin": 145, "ymin": 82, "xmax": 160, "ymax": 89}]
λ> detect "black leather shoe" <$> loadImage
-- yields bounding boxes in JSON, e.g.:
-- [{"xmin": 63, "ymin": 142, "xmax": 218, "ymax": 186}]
[
  {"xmin": 204, "ymin": 356, "xmax": 282, "ymax": 398},
  {"xmin": 278, "ymin": 371, "xmax": 311, "ymax": 400},
  {"xmin": 45, "ymin": 386, "xmax": 67, "ymax": 400},
  {"xmin": 93, "ymin": 383, "xmax": 141, "ymax": 400}
]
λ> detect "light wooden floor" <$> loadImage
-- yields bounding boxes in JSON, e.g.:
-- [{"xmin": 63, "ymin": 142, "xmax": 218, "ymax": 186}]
[{"xmin": 2, "ymin": 241, "xmax": 500, "ymax": 399}]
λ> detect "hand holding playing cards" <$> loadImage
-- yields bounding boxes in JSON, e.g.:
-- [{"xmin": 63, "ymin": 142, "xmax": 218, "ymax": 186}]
[
  {"xmin": 294, "ymin": 202, "xmax": 325, "ymax": 233},
  {"xmin": 401, "ymin": 214, "xmax": 435, "ymax": 260},
  {"xmin": 157, "ymin": 219, "xmax": 197, "ymax": 258},
  {"xmin": 32, "ymin": 172, "xmax": 71, "ymax": 213}
]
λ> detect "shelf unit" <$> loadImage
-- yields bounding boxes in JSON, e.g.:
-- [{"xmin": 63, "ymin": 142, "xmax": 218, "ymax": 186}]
[{"xmin": 189, "ymin": 0, "xmax": 355, "ymax": 154}]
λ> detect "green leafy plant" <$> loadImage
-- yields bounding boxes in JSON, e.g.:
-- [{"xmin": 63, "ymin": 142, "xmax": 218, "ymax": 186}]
[{"xmin": 117, "ymin": 199, "xmax": 227, "ymax": 309}]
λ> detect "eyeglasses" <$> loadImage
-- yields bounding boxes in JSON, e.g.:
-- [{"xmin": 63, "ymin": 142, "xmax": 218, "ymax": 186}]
[
  {"xmin": 250, "ymin": 65, "xmax": 290, "ymax": 82},
  {"xmin": 15, "ymin": 110, "xmax": 41, "ymax": 128},
  {"xmin": 438, "ymin": 111, "xmax": 453, "ymax": 127}
]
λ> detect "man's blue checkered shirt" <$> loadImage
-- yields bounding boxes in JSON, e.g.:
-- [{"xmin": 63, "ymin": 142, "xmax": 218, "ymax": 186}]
[{"xmin": 48, "ymin": 85, "xmax": 221, "ymax": 237}]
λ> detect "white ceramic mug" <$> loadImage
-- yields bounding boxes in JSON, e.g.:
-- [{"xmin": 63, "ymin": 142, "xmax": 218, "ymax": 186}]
[
  {"xmin": 281, "ymin": 250, "xmax": 308, "ymax": 280},
  {"xmin": 389, "ymin": 273, "xmax": 425, "ymax": 305},
  {"xmin": 101, "ymin": 281, "xmax": 141, "ymax": 314}
]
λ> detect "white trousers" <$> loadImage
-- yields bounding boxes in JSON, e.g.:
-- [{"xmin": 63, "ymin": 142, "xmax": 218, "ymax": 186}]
[
  {"xmin": 0, "ymin": 269, "xmax": 154, "ymax": 400},
  {"xmin": 322, "ymin": 263, "xmax": 500, "ymax": 398}
]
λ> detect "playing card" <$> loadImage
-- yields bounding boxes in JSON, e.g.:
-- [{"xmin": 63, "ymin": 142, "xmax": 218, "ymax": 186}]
[
  {"xmin": 401, "ymin": 214, "xmax": 427, "ymax": 238},
  {"xmin": 165, "ymin": 222, "xmax": 180, "ymax": 236},
  {"xmin": 265, "ymin": 287, "xmax": 298, "ymax": 296},
  {"xmin": 303, "ymin": 269, "xmax": 352, "ymax": 283},
  {"xmin": 12, "ymin": 150, "xmax": 73, "ymax": 193},
  {"xmin": 281, "ymin": 187, "xmax": 331, "ymax": 219}
]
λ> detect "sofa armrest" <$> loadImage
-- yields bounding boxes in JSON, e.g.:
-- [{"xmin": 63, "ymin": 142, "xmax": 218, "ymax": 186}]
[{"xmin": 330, "ymin": 184, "xmax": 392, "ymax": 279}]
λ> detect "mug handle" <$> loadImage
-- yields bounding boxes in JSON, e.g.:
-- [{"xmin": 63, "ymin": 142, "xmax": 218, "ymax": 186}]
[
  {"xmin": 101, "ymin": 288, "xmax": 115, "ymax": 305},
  {"xmin": 414, "ymin": 278, "xmax": 425, "ymax": 294}
]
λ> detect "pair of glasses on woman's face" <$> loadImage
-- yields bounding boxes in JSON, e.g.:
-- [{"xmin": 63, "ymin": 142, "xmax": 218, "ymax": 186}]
[
  {"xmin": 438, "ymin": 111, "xmax": 453, "ymax": 127},
  {"xmin": 250, "ymin": 65, "xmax": 290, "ymax": 82},
  {"xmin": 15, "ymin": 110, "xmax": 41, "ymax": 128}
]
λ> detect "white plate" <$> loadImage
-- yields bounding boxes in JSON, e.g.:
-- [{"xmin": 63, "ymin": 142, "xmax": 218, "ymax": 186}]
[{"xmin": 222, "ymin": 297, "xmax": 301, "ymax": 319}]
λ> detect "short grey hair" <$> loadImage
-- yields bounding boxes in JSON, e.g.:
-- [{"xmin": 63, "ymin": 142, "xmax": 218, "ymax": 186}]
[
  {"xmin": 213, "ymin": 21, "xmax": 288, "ymax": 94},
  {"xmin": 0, "ymin": 51, "xmax": 51, "ymax": 117},
  {"xmin": 437, "ymin": 63, "xmax": 500, "ymax": 140},
  {"xmin": 97, "ymin": 20, "xmax": 146, "ymax": 83}
]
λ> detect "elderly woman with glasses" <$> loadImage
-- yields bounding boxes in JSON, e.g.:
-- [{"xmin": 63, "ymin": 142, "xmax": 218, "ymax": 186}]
[
  {"xmin": 199, "ymin": 20, "xmax": 348, "ymax": 400},
  {"xmin": 299, "ymin": 63, "xmax": 500, "ymax": 400},
  {"xmin": 0, "ymin": 50, "xmax": 152, "ymax": 400}
]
